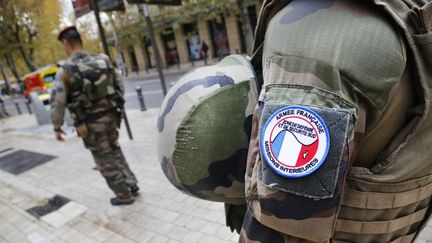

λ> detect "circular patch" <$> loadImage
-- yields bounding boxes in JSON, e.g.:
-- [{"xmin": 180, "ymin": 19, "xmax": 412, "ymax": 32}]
[{"xmin": 260, "ymin": 106, "xmax": 330, "ymax": 178}]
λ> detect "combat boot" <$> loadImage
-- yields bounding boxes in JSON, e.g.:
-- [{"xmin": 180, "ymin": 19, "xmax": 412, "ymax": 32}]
[
  {"xmin": 110, "ymin": 197, "xmax": 135, "ymax": 206},
  {"xmin": 129, "ymin": 185, "xmax": 140, "ymax": 196}
]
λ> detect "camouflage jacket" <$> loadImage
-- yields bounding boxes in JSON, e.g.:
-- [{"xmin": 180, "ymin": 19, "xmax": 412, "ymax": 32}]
[
  {"xmin": 241, "ymin": 0, "xmax": 432, "ymax": 242},
  {"xmin": 50, "ymin": 51, "xmax": 124, "ymax": 131},
  {"xmin": 155, "ymin": 0, "xmax": 432, "ymax": 242}
]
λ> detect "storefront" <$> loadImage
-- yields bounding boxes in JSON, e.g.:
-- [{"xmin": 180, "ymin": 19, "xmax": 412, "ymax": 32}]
[
  {"xmin": 128, "ymin": 47, "xmax": 139, "ymax": 72},
  {"xmin": 183, "ymin": 22, "xmax": 201, "ymax": 61},
  {"xmin": 142, "ymin": 36, "xmax": 156, "ymax": 68},
  {"xmin": 160, "ymin": 27, "xmax": 178, "ymax": 65},
  {"xmin": 208, "ymin": 17, "xmax": 230, "ymax": 60}
]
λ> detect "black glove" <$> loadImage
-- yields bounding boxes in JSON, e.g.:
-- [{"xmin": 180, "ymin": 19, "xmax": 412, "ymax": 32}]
[{"xmin": 225, "ymin": 203, "xmax": 247, "ymax": 233}]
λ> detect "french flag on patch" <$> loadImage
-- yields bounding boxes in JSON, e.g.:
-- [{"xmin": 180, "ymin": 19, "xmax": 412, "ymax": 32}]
[{"xmin": 271, "ymin": 130, "xmax": 319, "ymax": 167}]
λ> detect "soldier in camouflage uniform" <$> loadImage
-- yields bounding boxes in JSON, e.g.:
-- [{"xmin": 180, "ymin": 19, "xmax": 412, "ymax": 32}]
[
  {"xmin": 158, "ymin": 0, "xmax": 432, "ymax": 242},
  {"xmin": 240, "ymin": 0, "xmax": 432, "ymax": 242},
  {"xmin": 51, "ymin": 26, "xmax": 139, "ymax": 206}
]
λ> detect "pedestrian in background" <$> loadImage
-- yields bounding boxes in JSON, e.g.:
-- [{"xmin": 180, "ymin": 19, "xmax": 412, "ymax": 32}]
[
  {"xmin": 201, "ymin": 41, "xmax": 209, "ymax": 65},
  {"xmin": 50, "ymin": 26, "xmax": 139, "ymax": 206}
]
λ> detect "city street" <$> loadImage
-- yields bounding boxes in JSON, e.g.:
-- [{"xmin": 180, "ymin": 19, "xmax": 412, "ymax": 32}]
[
  {"xmin": 123, "ymin": 70, "xmax": 188, "ymax": 111},
  {"xmin": 0, "ymin": 68, "xmax": 189, "ymax": 117}
]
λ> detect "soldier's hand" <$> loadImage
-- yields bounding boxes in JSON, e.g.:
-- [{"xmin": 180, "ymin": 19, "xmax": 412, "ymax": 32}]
[{"xmin": 55, "ymin": 129, "xmax": 66, "ymax": 141}]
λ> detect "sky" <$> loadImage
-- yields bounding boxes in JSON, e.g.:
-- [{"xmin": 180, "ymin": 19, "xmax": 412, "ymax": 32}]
[
  {"xmin": 59, "ymin": 0, "xmax": 105, "ymax": 38},
  {"xmin": 59, "ymin": 0, "xmax": 74, "ymax": 27}
]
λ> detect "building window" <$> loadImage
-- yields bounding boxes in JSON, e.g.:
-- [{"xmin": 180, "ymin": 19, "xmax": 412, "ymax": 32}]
[
  {"xmin": 142, "ymin": 36, "xmax": 155, "ymax": 68},
  {"xmin": 128, "ymin": 47, "xmax": 139, "ymax": 72},
  {"xmin": 161, "ymin": 27, "xmax": 178, "ymax": 65},
  {"xmin": 208, "ymin": 16, "xmax": 230, "ymax": 60}
]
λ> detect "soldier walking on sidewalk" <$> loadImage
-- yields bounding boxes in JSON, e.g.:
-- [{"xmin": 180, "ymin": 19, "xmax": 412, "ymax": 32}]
[{"xmin": 51, "ymin": 26, "xmax": 139, "ymax": 206}]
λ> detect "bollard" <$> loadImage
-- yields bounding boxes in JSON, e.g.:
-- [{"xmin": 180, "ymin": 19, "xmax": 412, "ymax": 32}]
[
  {"xmin": 15, "ymin": 102, "xmax": 22, "ymax": 115},
  {"xmin": 25, "ymin": 101, "xmax": 32, "ymax": 114},
  {"xmin": 135, "ymin": 86, "xmax": 147, "ymax": 111}
]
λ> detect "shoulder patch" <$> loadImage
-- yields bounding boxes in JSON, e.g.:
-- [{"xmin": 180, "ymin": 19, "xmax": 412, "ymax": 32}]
[{"xmin": 260, "ymin": 106, "xmax": 330, "ymax": 178}]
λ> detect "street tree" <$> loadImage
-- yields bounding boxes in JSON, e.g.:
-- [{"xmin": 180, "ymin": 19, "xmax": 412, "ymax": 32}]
[
  {"xmin": 0, "ymin": 0, "xmax": 38, "ymax": 73},
  {"xmin": 0, "ymin": 0, "xmax": 65, "ymax": 86}
]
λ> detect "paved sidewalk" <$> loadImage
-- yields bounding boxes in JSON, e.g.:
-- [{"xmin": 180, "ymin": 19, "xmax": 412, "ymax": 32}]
[
  {"xmin": 0, "ymin": 109, "xmax": 238, "ymax": 243},
  {"xmin": 0, "ymin": 108, "xmax": 431, "ymax": 243}
]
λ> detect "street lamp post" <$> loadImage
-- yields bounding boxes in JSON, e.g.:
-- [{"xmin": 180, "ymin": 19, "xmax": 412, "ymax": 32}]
[
  {"xmin": 142, "ymin": 4, "xmax": 167, "ymax": 96},
  {"xmin": 88, "ymin": 0, "xmax": 133, "ymax": 140},
  {"xmin": 89, "ymin": 0, "xmax": 112, "ymax": 60}
]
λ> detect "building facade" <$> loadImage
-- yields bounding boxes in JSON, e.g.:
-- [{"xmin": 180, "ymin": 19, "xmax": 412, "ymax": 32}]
[{"xmin": 111, "ymin": 1, "xmax": 262, "ymax": 72}]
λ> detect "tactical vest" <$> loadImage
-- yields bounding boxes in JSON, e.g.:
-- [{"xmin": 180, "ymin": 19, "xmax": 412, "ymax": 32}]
[
  {"xmin": 244, "ymin": 0, "xmax": 432, "ymax": 242},
  {"xmin": 62, "ymin": 53, "xmax": 121, "ymax": 123}
]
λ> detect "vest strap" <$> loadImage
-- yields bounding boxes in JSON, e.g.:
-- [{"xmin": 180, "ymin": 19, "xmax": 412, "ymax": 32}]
[
  {"xmin": 335, "ymin": 207, "xmax": 428, "ymax": 234},
  {"xmin": 343, "ymin": 183, "xmax": 432, "ymax": 209}
]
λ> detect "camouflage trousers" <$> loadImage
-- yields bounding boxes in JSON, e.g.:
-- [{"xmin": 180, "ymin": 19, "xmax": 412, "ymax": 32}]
[{"xmin": 80, "ymin": 113, "xmax": 137, "ymax": 200}]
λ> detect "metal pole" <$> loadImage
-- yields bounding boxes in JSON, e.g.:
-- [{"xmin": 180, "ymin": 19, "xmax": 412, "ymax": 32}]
[
  {"xmin": 107, "ymin": 14, "xmax": 126, "ymax": 74},
  {"xmin": 25, "ymin": 101, "xmax": 32, "ymax": 114},
  {"xmin": 15, "ymin": 103, "xmax": 21, "ymax": 115},
  {"xmin": 89, "ymin": 0, "xmax": 112, "ymax": 60},
  {"xmin": 122, "ymin": 111, "xmax": 133, "ymax": 140},
  {"xmin": 142, "ymin": 4, "xmax": 167, "ymax": 96},
  {"xmin": 89, "ymin": 0, "xmax": 133, "ymax": 140}
]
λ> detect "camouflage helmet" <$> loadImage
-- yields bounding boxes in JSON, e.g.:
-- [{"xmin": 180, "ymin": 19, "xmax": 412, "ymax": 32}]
[{"xmin": 157, "ymin": 55, "xmax": 257, "ymax": 204}]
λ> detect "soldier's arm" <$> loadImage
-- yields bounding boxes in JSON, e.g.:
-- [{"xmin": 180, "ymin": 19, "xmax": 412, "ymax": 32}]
[
  {"xmin": 50, "ymin": 67, "xmax": 67, "ymax": 132},
  {"xmin": 240, "ymin": 1, "xmax": 414, "ymax": 242}
]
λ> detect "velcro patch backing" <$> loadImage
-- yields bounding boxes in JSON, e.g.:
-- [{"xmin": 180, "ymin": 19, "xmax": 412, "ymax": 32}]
[{"xmin": 260, "ymin": 104, "xmax": 351, "ymax": 199}]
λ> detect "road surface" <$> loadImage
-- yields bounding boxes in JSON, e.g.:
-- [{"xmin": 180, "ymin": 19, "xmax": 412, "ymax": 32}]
[{"xmin": 0, "ymin": 71, "xmax": 187, "ymax": 117}]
